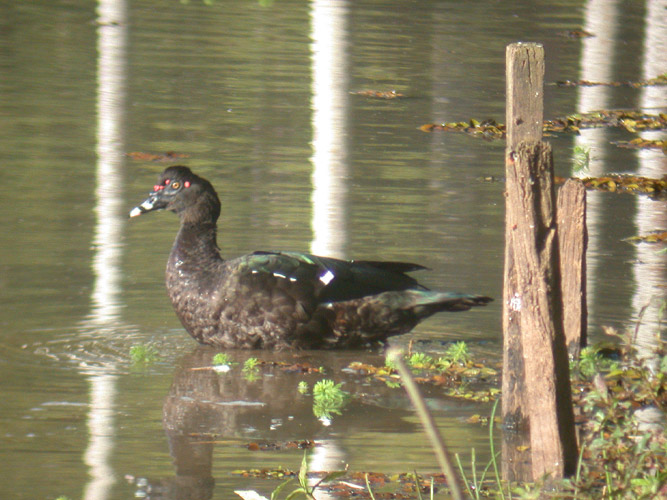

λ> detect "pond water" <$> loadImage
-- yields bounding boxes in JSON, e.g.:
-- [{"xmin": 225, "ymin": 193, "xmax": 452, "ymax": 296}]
[{"xmin": 0, "ymin": 0, "xmax": 664, "ymax": 499}]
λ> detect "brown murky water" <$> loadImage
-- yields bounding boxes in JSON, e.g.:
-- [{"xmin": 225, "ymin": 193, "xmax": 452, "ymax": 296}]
[{"xmin": 0, "ymin": 0, "xmax": 664, "ymax": 498}]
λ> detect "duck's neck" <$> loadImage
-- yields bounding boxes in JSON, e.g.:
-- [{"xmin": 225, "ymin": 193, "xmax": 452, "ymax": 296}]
[
  {"xmin": 167, "ymin": 195, "xmax": 224, "ymax": 281},
  {"xmin": 169, "ymin": 221, "xmax": 222, "ymax": 270}
]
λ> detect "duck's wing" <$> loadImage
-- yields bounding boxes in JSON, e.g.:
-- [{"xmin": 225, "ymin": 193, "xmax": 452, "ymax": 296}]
[{"xmin": 245, "ymin": 251, "xmax": 428, "ymax": 304}]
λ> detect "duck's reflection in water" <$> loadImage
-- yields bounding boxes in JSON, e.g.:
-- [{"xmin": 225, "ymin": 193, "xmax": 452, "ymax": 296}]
[{"xmin": 142, "ymin": 346, "xmax": 438, "ymax": 499}]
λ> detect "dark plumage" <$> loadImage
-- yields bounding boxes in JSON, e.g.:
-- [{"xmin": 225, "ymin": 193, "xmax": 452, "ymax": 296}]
[{"xmin": 130, "ymin": 166, "xmax": 492, "ymax": 349}]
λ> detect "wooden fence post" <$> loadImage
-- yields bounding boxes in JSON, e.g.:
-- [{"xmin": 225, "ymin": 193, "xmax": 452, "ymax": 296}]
[
  {"xmin": 502, "ymin": 43, "xmax": 578, "ymax": 483},
  {"xmin": 557, "ymin": 179, "xmax": 588, "ymax": 359}
]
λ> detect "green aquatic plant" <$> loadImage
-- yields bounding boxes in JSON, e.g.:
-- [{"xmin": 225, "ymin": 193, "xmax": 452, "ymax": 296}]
[
  {"xmin": 436, "ymin": 341, "xmax": 471, "ymax": 370},
  {"xmin": 407, "ymin": 352, "xmax": 433, "ymax": 370},
  {"xmin": 313, "ymin": 379, "xmax": 345, "ymax": 400},
  {"xmin": 405, "ymin": 343, "xmax": 472, "ymax": 373},
  {"xmin": 243, "ymin": 357, "xmax": 260, "ymax": 371},
  {"xmin": 297, "ymin": 381, "xmax": 309, "ymax": 394},
  {"xmin": 312, "ymin": 379, "xmax": 348, "ymax": 420},
  {"xmin": 572, "ymin": 145, "xmax": 591, "ymax": 174},
  {"xmin": 212, "ymin": 352, "xmax": 234, "ymax": 366},
  {"xmin": 571, "ymin": 344, "xmax": 620, "ymax": 379},
  {"xmin": 241, "ymin": 357, "xmax": 261, "ymax": 381},
  {"xmin": 129, "ymin": 344, "xmax": 158, "ymax": 364},
  {"xmin": 445, "ymin": 341, "xmax": 470, "ymax": 363}
]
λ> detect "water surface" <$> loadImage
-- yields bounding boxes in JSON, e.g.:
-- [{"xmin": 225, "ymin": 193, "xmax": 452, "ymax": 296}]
[{"xmin": 0, "ymin": 1, "xmax": 664, "ymax": 498}]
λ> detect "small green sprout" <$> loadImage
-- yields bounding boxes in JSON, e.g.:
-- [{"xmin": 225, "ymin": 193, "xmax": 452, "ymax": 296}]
[
  {"xmin": 444, "ymin": 341, "xmax": 471, "ymax": 364},
  {"xmin": 573, "ymin": 145, "xmax": 591, "ymax": 174},
  {"xmin": 313, "ymin": 379, "xmax": 348, "ymax": 420},
  {"xmin": 572, "ymin": 346, "xmax": 619, "ymax": 379},
  {"xmin": 242, "ymin": 357, "xmax": 260, "ymax": 371},
  {"xmin": 297, "ymin": 381, "xmax": 309, "ymax": 394},
  {"xmin": 240, "ymin": 357, "xmax": 261, "ymax": 381},
  {"xmin": 212, "ymin": 352, "xmax": 237, "ymax": 372},
  {"xmin": 434, "ymin": 357, "xmax": 452, "ymax": 372},
  {"xmin": 407, "ymin": 352, "xmax": 433, "ymax": 369},
  {"xmin": 212, "ymin": 352, "xmax": 234, "ymax": 366},
  {"xmin": 129, "ymin": 344, "xmax": 158, "ymax": 364}
]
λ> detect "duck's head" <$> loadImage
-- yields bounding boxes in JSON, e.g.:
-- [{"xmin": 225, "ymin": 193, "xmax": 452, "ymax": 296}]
[{"xmin": 130, "ymin": 166, "xmax": 220, "ymax": 222}]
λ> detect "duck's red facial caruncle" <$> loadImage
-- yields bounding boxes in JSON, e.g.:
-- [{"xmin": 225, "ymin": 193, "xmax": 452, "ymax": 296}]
[{"xmin": 129, "ymin": 167, "xmax": 194, "ymax": 218}]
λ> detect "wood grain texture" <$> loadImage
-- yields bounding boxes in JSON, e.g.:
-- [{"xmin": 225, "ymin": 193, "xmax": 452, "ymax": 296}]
[
  {"xmin": 557, "ymin": 179, "xmax": 588, "ymax": 358},
  {"xmin": 502, "ymin": 43, "xmax": 577, "ymax": 483}
]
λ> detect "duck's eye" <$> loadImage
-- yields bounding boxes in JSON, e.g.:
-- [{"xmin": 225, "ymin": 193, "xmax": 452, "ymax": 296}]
[{"xmin": 171, "ymin": 181, "xmax": 180, "ymax": 189}]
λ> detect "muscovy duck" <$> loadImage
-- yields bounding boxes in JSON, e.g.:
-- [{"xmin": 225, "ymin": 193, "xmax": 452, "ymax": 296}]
[{"xmin": 130, "ymin": 166, "xmax": 491, "ymax": 348}]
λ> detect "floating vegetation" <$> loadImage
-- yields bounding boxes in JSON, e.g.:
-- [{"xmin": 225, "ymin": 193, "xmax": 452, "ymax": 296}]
[
  {"xmin": 420, "ymin": 110, "xmax": 667, "ymax": 145},
  {"xmin": 554, "ymin": 174, "xmax": 667, "ymax": 199},
  {"xmin": 559, "ymin": 29, "xmax": 595, "ymax": 39},
  {"xmin": 544, "ymin": 110, "xmax": 667, "ymax": 134},
  {"xmin": 442, "ymin": 340, "xmax": 472, "ymax": 365},
  {"xmin": 228, "ymin": 327, "xmax": 665, "ymax": 499},
  {"xmin": 232, "ymin": 466, "xmax": 296, "ymax": 480},
  {"xmin": 212, "ymin": 352, "xmax": 234, "ymax": 366},
  {"xmin": 347, "ymin": 342, "xmax": 500, "ymax": 403},
  {"xmin": 129, "ymin": 344, "xmax": 158, "ymax": 364},
  {"xmin": 200, "ymin": 355, "xmax": 322, "ymax": 375},
  {"xmin": 407, "ymin": 352, "xmax": 434, "ymax": 370},
  {"xmin": 245, "ymin": 440, "xmax": 316, "ymax": 452},
  {"xmin": 312, "ymin": 379, "xmax": 348, "ymax": 420},
  {"xmin": 297, "ymin": 380, "xmax": 309, "ymax": 394},
  {"xmin": 126, "ymin": 151, "xmax": 190, "ymax": 162},
  {"xmin": 442, "ymin": 385, "xmax": 500, "ymax": 403},
  {"xmin": 623, "ymin": 231, "xmax": 667, "ymax": 244},
  {"xmin": 478, "ymin": 173, "xmax": 666, "ymax": 199},
  {"xmin": 242, "ymin": 357, "xmax": 261, "ymax": 380},
  {"xmin": 553, "ymin": 73, "xmax": 667, "ymax": 87},
  {"xmin": 210, "ymin": 352, "xmax": 235, "ymax": 372},
  {"xmin": 420, "ymin": 118, "xmax": 506, "ymax": 139},
  {"xmin": 261, "ymin": 360, "xmax": 322, "ymax": 374},
  {"xmin": 577, "ymin": 110, "xmax": 667, "ymax": 132},
  {"xmin": 572, "ymin": 145, "xmax": 591, "ymax": 174},
  {"xmin": 235, "ymin": 463, "xmax": 449, "ymax": 500},
  {"xmin": 613, "ymin": 138, "xmax": 667, "ymax": 152},
  {"xmin": 236, "ymin": 452, "xmax": 348, "ymax": 500},
  {"xmin": 351, "ymin": 89, "xmax": 405, "ymax": 99},
  {"xmin": 243, "ymin": 357, "xmax": 260, "ymax": 371}
]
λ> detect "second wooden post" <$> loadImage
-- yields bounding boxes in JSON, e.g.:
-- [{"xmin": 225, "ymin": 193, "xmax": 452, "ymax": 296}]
[{"xmin": 501, "ymin": 42, "xmax": 578, "ymax": 483}]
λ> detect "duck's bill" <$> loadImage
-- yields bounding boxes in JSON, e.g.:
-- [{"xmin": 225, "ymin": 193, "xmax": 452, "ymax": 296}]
[{"xmin": 129, "ymin": 193, "xmax": 162, "ymax": 217}]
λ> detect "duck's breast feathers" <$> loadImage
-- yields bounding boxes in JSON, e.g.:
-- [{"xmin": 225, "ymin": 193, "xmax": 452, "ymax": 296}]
[{"xmin": 245, "ymin": 251, "xmax": 427, "ymax": 303}]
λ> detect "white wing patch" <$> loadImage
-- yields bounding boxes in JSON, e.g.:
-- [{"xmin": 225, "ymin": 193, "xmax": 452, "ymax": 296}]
[{"xmin": 319, "ymin": 269, "xmax": 335, "ymax": 285}]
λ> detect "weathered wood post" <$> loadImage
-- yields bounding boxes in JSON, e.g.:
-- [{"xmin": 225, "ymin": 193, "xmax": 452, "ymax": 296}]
[
  {"xmin": 557, "ymin": 179, "xmax": 588, "ymax": 359},
  {"xmin": 502, "ymin": 43, "xmax": 578, "ymax": 483}
]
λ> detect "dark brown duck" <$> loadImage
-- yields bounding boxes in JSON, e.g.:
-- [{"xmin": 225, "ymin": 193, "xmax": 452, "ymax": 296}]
[{"xmin": 130, "ymin": 166, "xmax": 492, "ymax": 349}]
